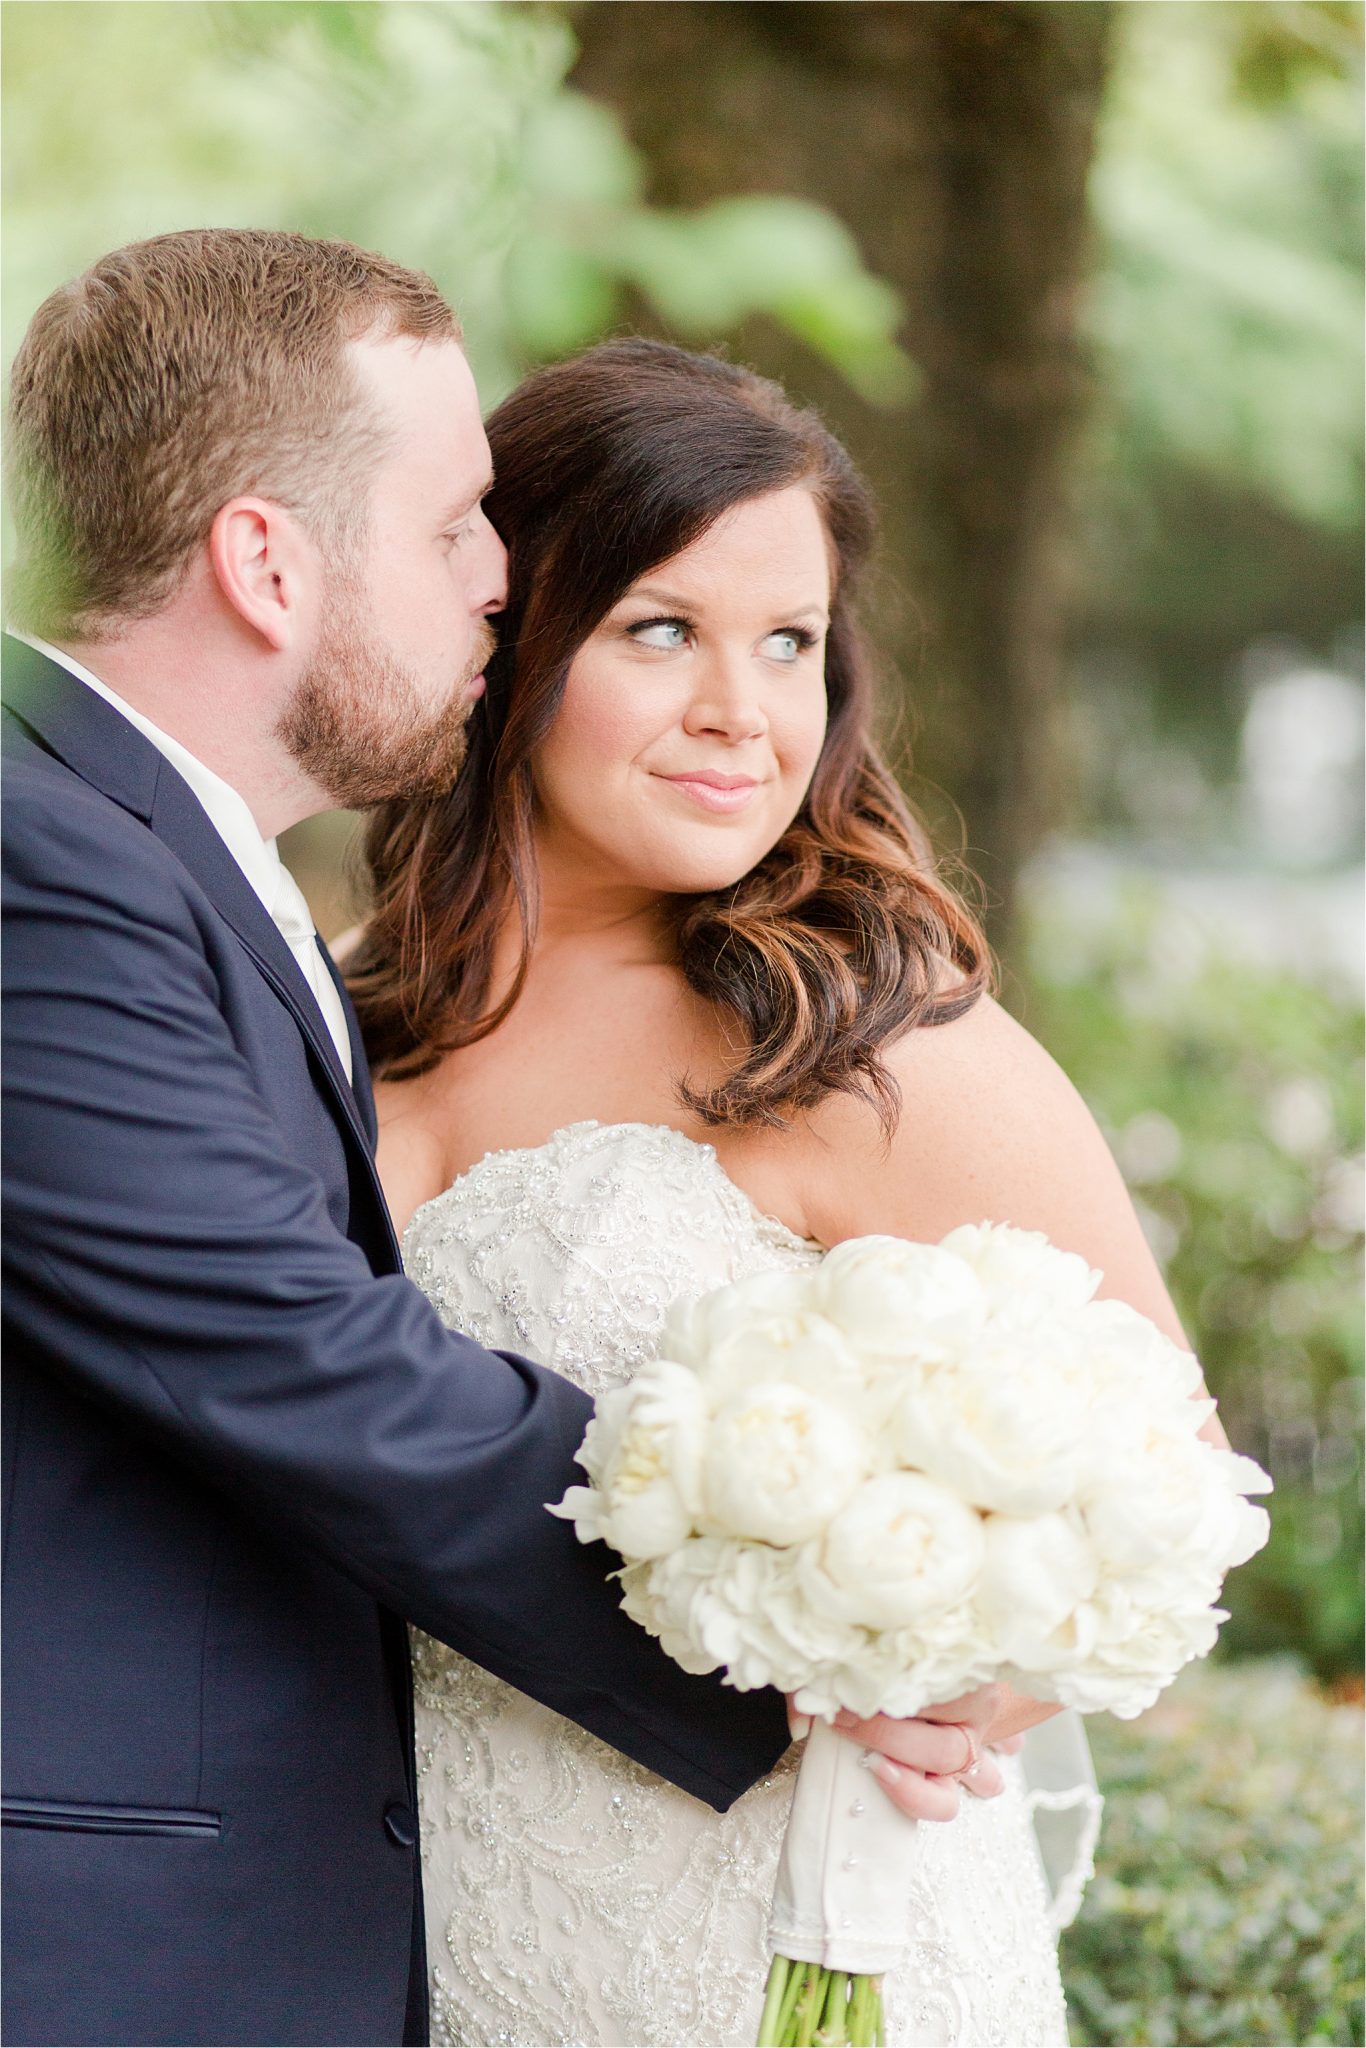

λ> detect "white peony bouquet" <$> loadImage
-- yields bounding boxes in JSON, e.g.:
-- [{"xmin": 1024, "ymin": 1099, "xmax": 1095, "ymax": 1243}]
[{"xmin": 551, "ymin": 1225, "xmax": 1271, "ymax": 2047}]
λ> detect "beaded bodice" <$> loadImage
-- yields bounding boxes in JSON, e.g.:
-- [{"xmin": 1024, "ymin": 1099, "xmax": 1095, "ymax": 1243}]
[
  {"xmin": 403, "ymin": 1120, "xmax": 1071, "ymax": 2048},
  {"xmin": 403, "ymin": 1119, "xmax": 821, "ymax": 1398}
]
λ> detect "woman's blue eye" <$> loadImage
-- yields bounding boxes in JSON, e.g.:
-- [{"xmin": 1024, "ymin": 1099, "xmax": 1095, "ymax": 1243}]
[
  {"xmin": 762, "ymin": 630, "xmax": 807, "ymax": 662},
  {"xmin": 631, "ymin": 620, "xmax": 689, "ymax": 650}
]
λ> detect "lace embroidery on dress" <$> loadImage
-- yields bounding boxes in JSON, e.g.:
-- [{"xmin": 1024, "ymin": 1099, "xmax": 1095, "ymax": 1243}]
[{"xmin": 403, "ymin": 1121, "xmax": 1074, "ymax": 2047}]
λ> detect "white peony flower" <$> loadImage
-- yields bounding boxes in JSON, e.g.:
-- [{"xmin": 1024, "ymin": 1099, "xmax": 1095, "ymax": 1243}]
[
  {"xmin": 976, "ymin": 1509, "xmax": 1099, "ymax": 1670},
  {"xmin": 1215, "ymin": 1494, "xmax": 1273, "ymax": 1573},
  {"xmin": 815, "ymin": 1235, "xmax": 987, "ymax": 1363},
  {"xmin": 703, "ymin": 1382, "xmax": 866, "ymax": 1545},
  {"xmin": 814, "ymin": 1473, "xmax": 986, "ymax": 1628},
  {"xmin": 572, "ymin": 1382, "xmax": 637, "ymax": 1487},
  {"xmin": 940, "ymin": 1221, "xmax": 1101, "ymax": 1326},
  {"xmin": 700, "ymin": 1307, "xmax": 872, "ymax": 1411},
  {"xmin": 1078, "ymin": 1426, "xmax": 1212, "ymax": 1574},
  {"xmin": 1073, "ymin": 1296, "xmax": 1210, "ymax": 1432},
  {"xmin": 858, "ymin": 1621, "xmax": 999, "ymax": 1720},
  {"xmin": 1080, "ymin": 1429, "xmax": 1273, "ymax": 1583},
  {"xmin": 1209, "ymin": 1445, "xmax": 1275, "ymax": 1500},
  {"xmin": 1180, "ymin": 1448, "xmax": 1273, "ymax": 1582},
  {"xmin": 555, "ymin": 1227, "xmax": 1271, "ymax": 1731},
  {"xmin": 1045, "ymin": 1590, "xmax": 1227, "ymax": 1716},
  {"xmin": 893, "ymin": 1337, "xmax": 1088, "ymax": 1515},
  {"xmin": 660, "ymin": 1267, "xmax": 817, "ymax": 1374},
  {"xmin": 711, "ymin": 1543, "xmax": 862, "ymax": 1692},
  {"xmin": 619, "ymin": 1541, "xmax": 730, "ymax": 1674},
  {"xmin": 554, "ymin": 1359, "xmax": 707, "ymax": 1561},
  {"xmin": 791, "ymin": 1613, "xmax": 997, "ymax": 1723}
]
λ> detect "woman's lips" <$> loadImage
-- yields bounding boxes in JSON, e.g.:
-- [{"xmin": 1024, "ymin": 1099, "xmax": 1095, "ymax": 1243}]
[{"xmin": 658, "ymin": 772, "xmax": 761, "ymax": 814}]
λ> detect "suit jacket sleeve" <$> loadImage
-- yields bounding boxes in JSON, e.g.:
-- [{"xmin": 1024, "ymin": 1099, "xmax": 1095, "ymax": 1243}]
[{"xmin": 2, "ymin": 771, "xmax": 790, "ymax": 1809}]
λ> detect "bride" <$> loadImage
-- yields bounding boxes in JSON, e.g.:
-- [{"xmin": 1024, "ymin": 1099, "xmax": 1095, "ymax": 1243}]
[{"xmin": 345, "ymin": 339, "xmax": 1200, "ymax": 2045}]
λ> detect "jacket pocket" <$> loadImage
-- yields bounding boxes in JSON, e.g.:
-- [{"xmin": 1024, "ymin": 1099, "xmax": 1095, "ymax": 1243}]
[{"xmin": 2, "ymin": 1796, "xmax": 222, "ymax": 1839}]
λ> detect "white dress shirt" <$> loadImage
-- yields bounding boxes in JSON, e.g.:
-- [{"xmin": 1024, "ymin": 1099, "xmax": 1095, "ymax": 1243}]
[{"xmin": 10, "ymin": 631, "xmax": 353, "ymax": 1082}]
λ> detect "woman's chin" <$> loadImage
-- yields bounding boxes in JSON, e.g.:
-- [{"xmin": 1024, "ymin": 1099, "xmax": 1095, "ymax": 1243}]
[
  {"xmin": 620, "ymin": 816, "xmax": 792, "ymax": 899},
  {"xmin": 646, "ymin": 854, "xmax": 768, "ymax": 897}
]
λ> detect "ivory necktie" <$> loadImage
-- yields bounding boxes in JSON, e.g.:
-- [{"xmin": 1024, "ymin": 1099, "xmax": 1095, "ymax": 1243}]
[{"xmin": 269, "ymin": 862, "xmax": 354, "ymax": 1084}]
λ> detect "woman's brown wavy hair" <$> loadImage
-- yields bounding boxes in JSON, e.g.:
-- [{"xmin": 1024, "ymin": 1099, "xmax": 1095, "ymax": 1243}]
[{"xmin": 348, "ymin": 338, "xmax": 989, "ymax": 1131}]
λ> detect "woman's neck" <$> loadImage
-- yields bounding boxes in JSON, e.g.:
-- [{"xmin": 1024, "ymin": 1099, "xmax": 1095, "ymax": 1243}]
[{"xmin": 486, "ymin": 881, "xmax": 673, "ymax": 1012}]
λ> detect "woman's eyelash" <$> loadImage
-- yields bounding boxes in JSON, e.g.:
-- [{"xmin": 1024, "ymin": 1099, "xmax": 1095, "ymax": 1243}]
[
  {"xmin": 625, "ymin": 616, "xmax": 821, "ymax": 648},
  {"xmin": 627, "ymin": 614, "xmax": 692, "ymax": 636}
]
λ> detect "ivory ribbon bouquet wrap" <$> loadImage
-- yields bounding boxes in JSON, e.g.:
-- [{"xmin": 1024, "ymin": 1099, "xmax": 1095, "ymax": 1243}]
[{"xmin": 551, "ymin": 1226, "xmax": 1271, "ymax": 2048}]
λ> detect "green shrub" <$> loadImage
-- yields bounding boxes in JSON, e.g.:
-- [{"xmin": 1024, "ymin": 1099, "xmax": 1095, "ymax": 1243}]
[
  {"xmin": 1061, "ymin": 1659, "xmax": 1364, "ymax": 2046},
  {"xmin": 1022, "ymin": 889, "xmax": 1364, "ymax": 1680}
]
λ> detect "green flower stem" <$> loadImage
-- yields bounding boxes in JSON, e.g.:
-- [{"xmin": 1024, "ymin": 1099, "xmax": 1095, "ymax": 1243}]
[
  {"xmin": 774, "ymin": 1958, "xmax": 809, "ymax": 2042},
  {"xmin": 758, "ymin": 1961, "xmax": 885, "ymax": 2047},
  {"xmin": 848, "ymin": 1972, "xmax": 870, "ymax": 2043},
  {"xmin": 818, "ymin": 1968, "xmax": 848, "ymax": 2043},
  {"xmin": 850, "ymin": 1972, "xmax": 881, "ymax": 2047},
  {"xmin": 795, "ymin": 1965, "xmax": 825, "ymax": 2045},
  {"xmin": 757, "ymin": 1958, "xmax": 791, "ymax": 2046}
]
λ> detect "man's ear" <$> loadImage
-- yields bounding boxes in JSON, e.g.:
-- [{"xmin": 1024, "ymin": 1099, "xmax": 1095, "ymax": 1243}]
[{"xmin": 207, "ymin": 497, "xmax": 314, "ymax": 652}]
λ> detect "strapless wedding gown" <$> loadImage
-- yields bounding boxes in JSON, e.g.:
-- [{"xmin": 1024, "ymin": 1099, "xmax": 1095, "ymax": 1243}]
[{"xmin": 403, "ymin": 1121, "xmax": 1086, "ymax": 2047}]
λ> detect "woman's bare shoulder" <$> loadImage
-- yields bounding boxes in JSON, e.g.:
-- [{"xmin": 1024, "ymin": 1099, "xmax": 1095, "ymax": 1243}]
[
  {"xmin": 798, "ymin": 988, "xmax": 1187, "ymax": 1342},
  {"xmin": 801, "ymin": 989, "xmax": 1081, "ymax": 1215}
]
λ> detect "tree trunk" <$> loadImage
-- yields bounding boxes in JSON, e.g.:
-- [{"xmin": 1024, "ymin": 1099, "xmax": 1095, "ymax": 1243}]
[{"xmin": 571, "ymin": 0, "xmax": 1112, "ymax": 961}]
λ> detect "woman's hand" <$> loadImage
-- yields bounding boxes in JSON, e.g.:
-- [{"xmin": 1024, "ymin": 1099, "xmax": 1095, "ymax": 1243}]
[
  {"xmin": 914, "ymin": 1679, "xmax": 1062, "ymax": 1750},
  {"xmin": 786, "ymin": 1694, "xmax": 1013, "ymax": 1822},
  {"xmin": 796, "ymin": 1681, "xmax": 1058, "ymax": 1823}
]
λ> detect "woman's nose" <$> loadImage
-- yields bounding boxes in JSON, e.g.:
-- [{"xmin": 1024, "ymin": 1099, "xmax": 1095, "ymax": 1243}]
[
  {"xmin": 682, "ymin": 653, "xmax": 767, "ymax": 741},
  {"xmin": 473, "ymin": 513, "xmax": 508, "ymax": 616}
]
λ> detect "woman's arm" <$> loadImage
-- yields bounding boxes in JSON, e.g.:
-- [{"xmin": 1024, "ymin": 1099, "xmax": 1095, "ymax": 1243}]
[
  {"xmin": 803, "ymin": 987, "xmax": 1229, "ymax": 1760},
  {"xmin": 803, "ymin": 988, "xmax": 1227, "ymax": 1445}
]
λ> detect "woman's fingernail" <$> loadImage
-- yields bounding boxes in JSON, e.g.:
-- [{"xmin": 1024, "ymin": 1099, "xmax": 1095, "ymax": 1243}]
[
  {"xmin": 869, "ymin": 1755, "xmax": 904, "ymax": 1788},
  {"xmin": 789, "ymin": 1713, "xmax": 813, "ymax": 1742}
]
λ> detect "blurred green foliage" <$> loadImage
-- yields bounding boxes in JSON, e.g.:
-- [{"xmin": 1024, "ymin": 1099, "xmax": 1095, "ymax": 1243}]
[
  {"xmin": 1023, "ymin": 892, "xmax": 1364, "ymax": 1682},
  {"xmin": 0, "ymin": 0, "xmax": 913, "ymax": 410},
  {"xmin": 1061, "ymin": 1657, "xmax": 1365, "ymax": 2047},
  {"xmin": 1075, "ymin": 0, "xmax": 1363, "ymax": 803},
  {"xmin": 1091, "ymin": 2, "xmax": 1363, "ymax": 536}
]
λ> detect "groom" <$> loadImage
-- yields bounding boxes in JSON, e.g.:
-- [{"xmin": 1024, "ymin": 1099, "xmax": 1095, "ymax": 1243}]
[
  {"xmin": 2, "ymin": 228, "xmax": 802, "ymax": 2048},
  {"xmin": 2, "ymin": 231, "xmax": 998, "ymax": 2048}
]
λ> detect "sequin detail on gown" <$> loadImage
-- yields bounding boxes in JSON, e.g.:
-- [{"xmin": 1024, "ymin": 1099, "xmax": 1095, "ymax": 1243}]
[{"xmin": 403, "ymin": 1121, "xmax": 1071, "ymax": 2047}]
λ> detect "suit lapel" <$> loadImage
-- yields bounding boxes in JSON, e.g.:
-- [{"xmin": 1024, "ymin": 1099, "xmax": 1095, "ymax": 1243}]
[
  {"xmin": 323, "ymin": 946, "xmax": 380, "ymax": 1148},
  {"xmin": 3, "ymin": 639, "xmax": 394, "ymax": 1252},
  {"xmin": 145, "ymin": 764, "xmax": 365, "ymax": 1115}
]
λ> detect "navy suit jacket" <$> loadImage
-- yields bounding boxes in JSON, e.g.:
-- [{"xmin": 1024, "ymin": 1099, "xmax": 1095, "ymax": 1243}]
[{"xmin": 0, "ymin": 639, "xmax": 789, "ymax": 2047}]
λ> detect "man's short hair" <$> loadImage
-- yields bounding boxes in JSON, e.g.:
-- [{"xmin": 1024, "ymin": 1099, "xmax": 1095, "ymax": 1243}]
[{"xmin": 6, "ymin": 228, "xmax": 460, "ymax": 640}]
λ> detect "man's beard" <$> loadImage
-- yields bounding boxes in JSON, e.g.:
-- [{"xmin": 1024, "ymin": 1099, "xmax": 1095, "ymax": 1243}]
[{"xmin": 278, "ymin": 574, "xmax": 494, "ymax": 810}]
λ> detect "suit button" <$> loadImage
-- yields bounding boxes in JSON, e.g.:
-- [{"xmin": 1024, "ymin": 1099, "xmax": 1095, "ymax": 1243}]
[{"xmin": 383, "ymin": 1803, "xmax": 417, "ymax": 1848}]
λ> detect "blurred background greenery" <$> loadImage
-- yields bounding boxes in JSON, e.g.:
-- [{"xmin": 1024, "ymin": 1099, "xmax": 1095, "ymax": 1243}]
[{"xmin": 5, "ymin": 4, "xmax": 1362, "ymax": 2039}]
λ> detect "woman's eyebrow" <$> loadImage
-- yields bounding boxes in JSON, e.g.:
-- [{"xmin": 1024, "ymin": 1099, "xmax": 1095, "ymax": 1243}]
[
  {"xmin": 622, "ymin": 584, "xmax": 695, "ymax": 612},
  {"xmin": 623, "ymin": 584, "xmax": 829, "ymax": 627}
]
